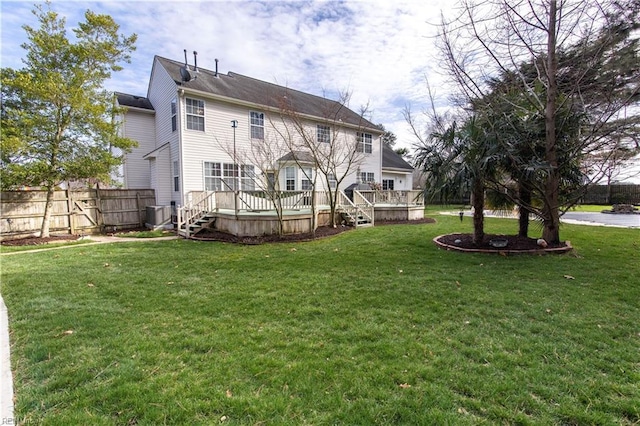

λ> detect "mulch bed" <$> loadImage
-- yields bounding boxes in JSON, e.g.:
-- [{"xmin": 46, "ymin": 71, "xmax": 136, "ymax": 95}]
[
  {"xmin": 435, "ymin": 233, "xmax": 572, "ymax": 254},
  {"xmin": 1, "ymin": 219, "xmax": 437, "ymax": 247},
  {"xmin": 192, "ymin": 218, "xmax": 436, "ymax": 244},
  {"xmin": 1, "ymin": 234, "xmax": 81, "ymax": 246}
]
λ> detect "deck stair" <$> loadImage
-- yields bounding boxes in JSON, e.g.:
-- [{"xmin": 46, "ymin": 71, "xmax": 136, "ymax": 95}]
[
  {"xmin": 337, "ymin": 190, "xmax": 374, "ymax": 228},
  {"xmin": 177, "ymin": 191, "xmax": 216, "ymax": 238}
]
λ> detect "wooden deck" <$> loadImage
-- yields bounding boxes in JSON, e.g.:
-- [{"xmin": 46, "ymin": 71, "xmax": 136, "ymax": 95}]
[{"xmin": 177, "ymin": 190, "xmax": 424, "ymax": 238}]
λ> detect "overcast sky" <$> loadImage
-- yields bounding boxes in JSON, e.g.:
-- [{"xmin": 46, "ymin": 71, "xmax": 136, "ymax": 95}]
[{"xmin": 1, "ymin": 0, "xmax": 456, "ymax": 150}]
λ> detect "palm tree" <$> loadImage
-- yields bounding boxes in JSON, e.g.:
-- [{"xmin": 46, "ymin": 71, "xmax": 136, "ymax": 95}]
[{"xmin": 415, "ymin": 116, "xmax": 500, "ymax": 245}]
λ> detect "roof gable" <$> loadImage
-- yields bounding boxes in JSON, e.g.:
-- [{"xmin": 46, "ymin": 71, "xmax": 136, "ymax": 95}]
[
  {"xmin": 382, "ymin": 144, "xmax": 413, "ymax": 171},
  {"xmin": 155, "ymin": 56, "xmax": 380, "ymax": 131}
]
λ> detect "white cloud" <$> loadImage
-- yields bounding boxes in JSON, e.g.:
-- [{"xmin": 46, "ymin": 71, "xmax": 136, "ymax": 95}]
[{"xmin": 1, "ymin": 0, "xmax": 457, "ymax": 150}]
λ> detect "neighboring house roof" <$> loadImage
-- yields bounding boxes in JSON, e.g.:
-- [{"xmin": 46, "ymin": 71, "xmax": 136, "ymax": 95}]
[
  {"xmin": 382, "ymin": 144, "xmax": 413, "ymax": 171},
  {"xmin": 155, "ymin": 56, "xmax": 380, "ymax": 132},
  {"xmin": 277, "ymin": 151, "xmax": 316, "ymax": 164},
  {"xmin": 116, "ymin": 92, "xmax": 154, "ymax": 111}
]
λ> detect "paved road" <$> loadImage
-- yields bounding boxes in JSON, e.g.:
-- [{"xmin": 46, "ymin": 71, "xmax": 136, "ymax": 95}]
[{"xmin": 561, "ymin": 212, "xmax": 640, "ymax": 228}]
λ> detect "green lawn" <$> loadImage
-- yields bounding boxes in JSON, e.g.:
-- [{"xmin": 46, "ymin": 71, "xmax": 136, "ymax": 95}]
[{"xmin": 2, "ymin": 213, "xmax": 639, "ymax": 425}]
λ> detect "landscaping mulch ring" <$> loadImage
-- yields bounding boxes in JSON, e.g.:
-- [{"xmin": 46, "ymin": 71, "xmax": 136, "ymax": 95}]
[{"xmin": 435, "ymin": 233, "xmax": 573, "ymax": 255}]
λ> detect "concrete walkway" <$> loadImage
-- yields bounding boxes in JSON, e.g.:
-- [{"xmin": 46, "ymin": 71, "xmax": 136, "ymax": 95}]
[
  {"xmin": 0, "ymin": 234, "xmax": 180, "ymax": 422},
  {"xmin": 0, "ymin": 295, "xmax": 13, "ymax": 424}
]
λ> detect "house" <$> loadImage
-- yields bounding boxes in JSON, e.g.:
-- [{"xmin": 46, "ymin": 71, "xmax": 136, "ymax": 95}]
[{"xmin": 117, "ymin": 53, "xmax": 422, "ymax": 236}]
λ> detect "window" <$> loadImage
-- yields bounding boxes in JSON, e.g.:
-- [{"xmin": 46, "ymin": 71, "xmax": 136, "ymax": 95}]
[
  {"xmin": 357, "ymin": 132, "xmax": 373, "ymax": 154},
  {"xmin": 186, "ymin": 98, "xmax": 205, "ymax": 131},
  {"xmin": 327, "ymin": 173, "xmax": 337, "ymax": 189},
  {"xmin": 266, "ymin": 172, "xmax": 276, "ymax": 191},
  {"xmin": 285, "ymin": 167, "xmax": 296, "ymax": 190},
  {"xmin": 205, "ymin": 162, "xmax": 252, "ymax": 191},
  {"xmin": 223, "ymin": 163, "xmax": 239, "ymax": 190},
  {"xmin": 360, "ymin": 172, "xmax": 375, "ymax": 183},
  {"xmin": 250, "ymin": 111, "xmax": 264, "ymax": 139},
  {"xmin": 241, "ymin": 165, "xmax": 255, "ymax": 191},
  {"xmin": 171, "ymin": 98, "xmax": 177, "ymax": 132},
  {"xmin": 173, "ymin": 160, "xmax": 180, "ymax": 192},
  {"xmin": 204, "ymin": 162, "xmax": 222, "ymax": 191},
  {"xmin": 382, "ymin": 179, "xmax": 394, "ymax": 190},
  {"xmin": 301, "ymin": 167, "xmax": 313, "ymax": 190},
  {"xmin": 317, "ymin": 124, "xmax": 331, "ymax": 143}
]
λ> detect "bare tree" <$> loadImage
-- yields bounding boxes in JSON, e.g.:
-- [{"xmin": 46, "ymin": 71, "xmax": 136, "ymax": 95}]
[
  {"xmin": 214, "ymin": 116, "xmax": 292, "ymax": 234},
  {"xmin": 274, "ymin": 90, "xmax": 373, "ymax": 228}
]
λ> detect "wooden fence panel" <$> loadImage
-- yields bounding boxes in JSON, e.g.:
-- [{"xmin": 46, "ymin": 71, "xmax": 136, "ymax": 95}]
[{"xmin": 0, "ymin": 189, "xmax": 156, "ymax": 240}]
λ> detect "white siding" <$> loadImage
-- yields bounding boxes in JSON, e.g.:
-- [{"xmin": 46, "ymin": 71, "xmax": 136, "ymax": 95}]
[
  {"xmin": 146, "ymin": 58, "xmax": 385, "ymax": 204},
  {"xmin": 121, "ymin": 109, "xmax": 155, "ymax": 189},
  {"xmin": 382, "ymin": 171, "xmax": 413, "ymax": 190},
  {"xmin": 147, "ymin": 59, "xmax": 181, "ymax": 204}
]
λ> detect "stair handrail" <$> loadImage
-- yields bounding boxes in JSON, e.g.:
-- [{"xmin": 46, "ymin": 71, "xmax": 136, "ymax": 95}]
[
  {"xmin": 178, "ymin": 191, "xmax": 216, "ymax": 238},
  {"xmin": 353, "ymin": 190, "xmax": 374, "ymax": 226}
]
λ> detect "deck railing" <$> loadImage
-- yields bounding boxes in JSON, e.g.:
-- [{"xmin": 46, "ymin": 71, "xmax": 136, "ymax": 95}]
[
  {"xmin": 337, "ymin": 191, "xmax": 374, "ymax": 227},
  {"xmin": 357, "ymin": 190, "xmax": 423, "ymax": 206},
  {"xmin": 177, "ymin": 191, "xmax": 217, "ymax": 237}
]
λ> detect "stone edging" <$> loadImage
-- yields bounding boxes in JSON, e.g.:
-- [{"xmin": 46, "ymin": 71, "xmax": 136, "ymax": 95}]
[{"xmin": 433, "ymin": 234, "xmax": 573, "ymax": 255}]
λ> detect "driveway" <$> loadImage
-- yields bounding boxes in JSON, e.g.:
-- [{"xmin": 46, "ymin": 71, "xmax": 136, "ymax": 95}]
[{"xmin": 561, "ymin": 212, "xmax": 640, "ymax": 228}]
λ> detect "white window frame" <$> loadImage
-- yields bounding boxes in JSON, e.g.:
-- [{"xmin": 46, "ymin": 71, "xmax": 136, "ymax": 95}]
[
  {"xmin": 223, "ymin": 163, "xmax": 239, "ymax": 191},
  {"xmin": 327, "ymin": 173, "xmax": 337, "ymax": 189},
  {"xmin": 241, "ymin": 165, "xmax": 256, "ymax": 191},
  {"xmin": 317, "ymin": 124, "xmax": 331, "ymax": 144},
  {"xmin": 382, "ymin": 179, "xmax": 394, "ymax": 190},
  {"xmin": 250, "ymin": 111, "xmax": 264, "ymax": 140},
  {"xmin": 173, "ymin": 160, "xmax": 180, "ymax": 192},
  {"xmin": 357, "ymin": 132, "xmax": 373, "ymax": 154},
  {"xmin": 301, "ymin": 167, "xmax": 313, "ymax": 190},
  {"xmin": 171, "ymin": 98, "xmax": 177, "ymax": 132},
  {"xmin": 204, "ymin": 162, "xmax": 222, "ymax": 191},
  {"xmin": 360, "ymin": 172, "xmax": 375, "ymax": 183},
  {"xmin": 186, "ymin": 98, "xmax": 205, "ymax": 131},
  {"xmin": 285, "ymin": 166, "xmax": 296, "ymax": 191}
]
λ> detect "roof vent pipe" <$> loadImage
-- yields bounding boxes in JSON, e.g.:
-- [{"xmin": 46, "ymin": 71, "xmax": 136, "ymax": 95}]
[
  {"xmin": 183, "ymin": 49, "xmax": 189, "ymax": 69},
  {"xmin": 193, "ymin": 51, "xmax": 198, "ymax": 72},
  {"xmin": 215, "ymin": 58, "xmax": 219, "ymax": 77}
]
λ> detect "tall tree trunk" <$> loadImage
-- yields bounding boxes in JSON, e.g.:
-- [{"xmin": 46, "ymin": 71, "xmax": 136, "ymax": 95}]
[
  {"xmin": 518, "ymin": 184, "xmax": 531, "ymax": 237},
  {"xmin": 40, "ymin": 184, "xmax": 55, "ymax": 238},
  {"xmin": 542, "ymin": 0, "xmax": 561, "ymax": 244},
  {"xmin": 472, "ymin": 179, "xmax": 485, "ymax": 245}
]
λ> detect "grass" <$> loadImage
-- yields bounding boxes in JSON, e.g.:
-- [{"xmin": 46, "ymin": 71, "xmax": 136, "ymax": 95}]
[
  {"xmin": 0, "ymin": 239, "xmax": 94, "ymax": 254},
  {"xmin": 2, "ymin": 213, "xmax": 639, "ymax": 425},
  {"xmin": 114, "ymin": 229, "xmax": 174, "ymax": 238}
]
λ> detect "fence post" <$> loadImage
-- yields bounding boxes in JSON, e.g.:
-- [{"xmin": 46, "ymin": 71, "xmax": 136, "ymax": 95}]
[
  {"xmin": 66, "ymin": 189, "xmax": 76, "ymax": 235},
  {"xmin": 136, "ymin": 192, "xmax": 144, "ymax": 228}
]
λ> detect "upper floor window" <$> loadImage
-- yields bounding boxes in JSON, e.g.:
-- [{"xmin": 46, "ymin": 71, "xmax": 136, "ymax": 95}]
[
  {"xmin": 360, "ymin": 172, "xmax": 375, "ymax": 183},
  {"xmin": 250, "ymin": 111, "xmax": 264, "ymax": 139},
  {"xmin": 382, "ymin": 179, "xmax": 394, "ymax": 190},
  {"xmin": 171, "ymin": 98, "xmax": 177, "ymax": 132},
  {"xmin": 186, "ymin": 98, "xmax": 205, "ymax": 131},
  {"xmin": 317, "ymin": 124, "xmax": 331, "ymax": 143},
  {"xmin": 357, "ymin": 132, "xmax": 373, "ymax": 154}
]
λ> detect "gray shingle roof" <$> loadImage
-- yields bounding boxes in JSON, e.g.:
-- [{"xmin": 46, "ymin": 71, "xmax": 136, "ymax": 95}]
[
  {"xmin": 382, "ymin": 144, "xmax": 413, "ymax": 171},
  {"xmin": 115, "ymin": 92, "xmax": 154, "ymax": 110},
  {"xmin": 277, "ymin": 151, "xmax": 316, "ymax": 163},
  {"xmin": 156, "ymin": 56, "xmax": 379, "ymax": 131}
]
